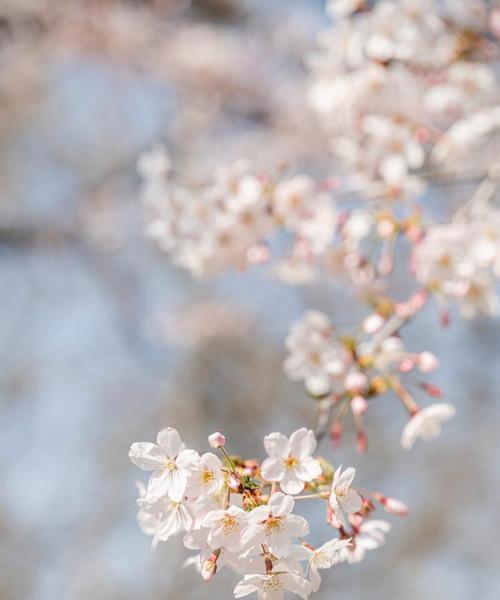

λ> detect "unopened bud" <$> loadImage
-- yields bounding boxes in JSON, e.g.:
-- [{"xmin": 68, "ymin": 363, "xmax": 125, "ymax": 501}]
[
  {"xmin": 382, "ymin": 496, "xmax": 409, "ymax": 516},
  {"xmin": 356, "ymin": 430, "xmax": 368, "ymax": 454},
  {"xmin": 330, "ymin": 421, "xmax": 342, "ymax": 448},
  {"xmin": 422, "ymin": 383, "xmax": 443, "ymax": 398},
  {"xmin": 208, "ymin": 432, "xmax": 226, "ymax": 448},
  {"xmin": 374, "ymin": 492, "xmax": 409, "ymax": 516},
  {"xmin": 202, "ymin": 552, "xmax": 219, "ymax": 581},
  {"xmin": 351, "ymin": 395, "xmax": 368, "ymax": 416},
  {"xmin": 345, "ymin": 371, "xmax": 368, "ymax": 393},
  {"xmin": 417, "ymin": 351, "xmax": 439, "ymax": 372},
  {"xmin": 398, "ymin": 358, "xmax": 415, "ymax": 373},
  {"xmin": 363, "ymin": 313, "xmax": 385, "ymax": 334}
]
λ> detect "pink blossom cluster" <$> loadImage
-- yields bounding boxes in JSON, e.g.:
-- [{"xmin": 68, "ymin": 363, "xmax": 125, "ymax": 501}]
[
  {"xmin": 284, "ymin": 305, "xmax": 454, "ymax": 452},
  {"xmin": 130, "ymin": 427, "xmax": 407, "ymax": 598},
  {"xmin": 139, "ymin": 147, "xmax": 336, "ymax": 279},
  {"xmin": 310, "ymin": 0, "xmax": 500, "ymax": 197}
]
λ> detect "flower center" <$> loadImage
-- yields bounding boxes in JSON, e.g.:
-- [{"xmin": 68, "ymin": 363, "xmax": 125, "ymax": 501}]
[
  {"xmin": 222, "ymin": 514, "xmax": 239, "ymax": 534},
  {"xmin": 313, "ymin": 550, "xmax": 329, "ymax": 568},
  {"xmin": 263, "ymin": 575, "xmax": 283, "ymax": 592},
  {"xmin": 265, "ymin": 516, "xmax": 284, "ymax": 535},
  {"xmin": 283, "ymin": 455, "xmax": 299, "ymax": 470},
  {"xmin": 200, "ymin": 468, "xmax": 214, "ymax": 484},
  {"xmin": 335, "ymin": 488, "xmax": 347, "ymax": 501},
  {"xmin": 162, "ymin": 458, "xmax": 176, "ymax": 471}
]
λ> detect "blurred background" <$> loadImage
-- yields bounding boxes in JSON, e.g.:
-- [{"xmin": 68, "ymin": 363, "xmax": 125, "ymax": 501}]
[{"xmin": 0, "ymin": 1, "xmax": 499, "ymax": 599}]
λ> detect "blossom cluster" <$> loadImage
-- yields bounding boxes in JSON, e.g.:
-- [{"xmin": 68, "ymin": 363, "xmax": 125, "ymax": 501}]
[
  {"xmin": 284, "ymin": 306, "xmax": 455, "ymax": 451},
  {"xmin": 413, "ymin": 204, "xmax": 500, "ymax": 319},
  {"xmin": 130, "ymin": 427, "xmax": 406, "ymax": 598},
  {"xmin": 310, "ymin": 0, "xmax": 500, "ymax": 197},
  {"xmin": 139, "ymin": 147, "xmax": 336, "ymax": 279}
]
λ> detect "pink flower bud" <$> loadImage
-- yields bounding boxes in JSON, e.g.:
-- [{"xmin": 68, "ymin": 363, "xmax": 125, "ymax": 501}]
[
  {"xmin": 208, "ymin": 432, "xmax": 226, "ymax": 448},
  {"xmin": 422, "ymin": 383, "xmax": 443, "ymax": 399},
  {"xmin": 363, "ymin": 313, "xmax": 385, "ymax": 334},
  {"xmin": 381, "ymin": 496, "xmax": 409, "ymax": 516},
  {"xmin": 356, "ymin": 430, "xmax": 368, "ymax": 453},
  {"xmin": 351, "ymin": 395, "xmax": 368, "ymax": 416},
  {"xmin": 202, "ymin": 555, "xmax": 218, "ymax": 581},
  {"xmin": 398, "ymin": 358, "xmax": 415, "ymax": 373},
  {"xmin": 330, "ymin": 421, "xmax": 342, "ymax": 448},
  {"xmin": 418, "ymin": 351, "xmax": 439, "ymax": 372},
  {"xmin": 345, "ymin": 371, "xmax": 368, "ymax": 392},
  {"xmin": 228, "ymin": 474, "xmax": 240, "ymax": 490}
]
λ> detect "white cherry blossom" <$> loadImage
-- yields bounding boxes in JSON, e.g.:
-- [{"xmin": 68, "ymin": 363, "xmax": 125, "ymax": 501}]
[
  {"xmin": 260, "ymin": 428, "xmax": 322, "ymax": 495},
  {"xmin": 233, "ymin": 567, "xmax": 311, "ymax": 600},
  {"xmin": 303, "ymin": 538, "xmax": 351, "ymax": 592},
  {"xmin": 341, "ymin": 519, "xmax": 391, "ymax": 564},
  {"xmin": 242, "ymin": 493, "xmax": 309, "ymax": 558},
  {"xmin": 186, "ymin": 452, "xmax": 224, "ymax": 497},
  {"xmin": 202, "ymin": 506, "xmax": 248, "ymax": 552},
  {"xmin": 138, "ymin": 493, "xmax": 193, "ymax": 544},
  {"xmin": 329, "ymin": 466, "xmax": 362, "ymax": 528},
  {"xmin": 129, "ymin": 427, "xmax": 200, "ymax": 501},
  {"xmin": 401, "ymin": 403, "xmax": 456, "ymax": 450}
]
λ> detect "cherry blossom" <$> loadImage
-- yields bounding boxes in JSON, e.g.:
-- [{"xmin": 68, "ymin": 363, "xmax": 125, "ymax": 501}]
[
  {"xmin": 186, "ymin": 452, "xmax": 224, "ymax": 497},
  {"xmin": 261, "ymin": 429, "xmax": 322, "ymax": 495},
  {"xmin": 303, "ymin": 539, "xmax": 351, "ymax": 592},
  {"xmin": 202, "ymin": 506, "xmax": 249, "ymax": 553},
  {"xmin": 129, "ymin": 427, "xmax": 199, "ymax": 501},
  {"xmin": 329, "ymin": 466, "xmax": 362, "ymax": 528},
  {"xmin": 242, "ymin": 492, "xmax": 310, "ymax": 558},
  {"xmin": 401, "ymin": 403, "xmax": 456, "ymax": 450},
  {"xmin": 340, "ymin": 519, "xmax": 391, "ymax": 564},
  {"xmin": 284, "ymin": 311, "xmax": 349, "ymax": 396},
  {"xmin": 233, "ymin": 568, "xmax": 311, "ymax": 600}
]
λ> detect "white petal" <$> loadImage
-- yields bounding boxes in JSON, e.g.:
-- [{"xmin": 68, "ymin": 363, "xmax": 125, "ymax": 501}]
[
  {"xmin": 280, "ymin": 471, "xmax": 305, "ymax": 495},
  {"xmin": 400, "ymin": 417, "xmax": 421, "ymax": 450},
  {"xmin": 167, "ymin": 469, "xmax": 187, "ymax": 501},
  {"xmin": 338, "ymin": 467, "xmax": 356, "ymax": 489},
  {"xmin": 295, "ymin": 456, "xmax": 322, "ymax": 482},
  {"xmin": 264, "ymin": 432, "xmax": 290, "ymax": 457},
  {"xmin": 129, "ymin": 443, "xmax": 165, "ymax": 470},
  {"xmin": 157, "ymin": 427, "xmax": 182, "ymax": 457},
  {"xmin": 177, "ymin": 449, "xmax": 200, "ymax": 471},
  {"xmin": 234, "ymin": 575, "xmax": 264, "ymax": 598},
  {"xmin": 261, "ymin": 457, "xmax": 285, "ymax": 482},
  {"xmin": 309, "ymin": 564, "xmax": 322, "ymax": 593},
  {"xmin": 281, "ymin": 571, "xmax": 312, "ymax": 599},
  {"xmin": 286, "ymin": 514, "xmax": 310, "ymax": 537},
  {"xmin": 342, "ymin": 489, "xmax": 362, "ymax": 514},
  {"xmin": 289, "ymin": 428, "xmax": 317, "ymax": 458},
  {"xmin": 269, "ymin": 492, "xmax": 294, "ymax": 517}
]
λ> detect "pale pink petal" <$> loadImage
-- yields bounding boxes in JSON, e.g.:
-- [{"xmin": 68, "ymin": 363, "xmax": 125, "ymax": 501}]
[
  {"xmin": 261, "ymin": 457, "xmax": 285, "ymax": 482},
  {"xmin": 342, "ymin": 489, "xmax": 362, "ymax": 514},
  {"xmin": 289, "ymin": 428, "xmax": 317, "ymax": 458},
  {"xmin": 157, "ymin": 427, "xmax": 182, "ymax": 457},
  {"xmin": 269, "ymin": 492, "xmax": 294, "ymax": 517},
  {"xmin": 264, "ymin": 432, "xmax": 290, "ymax": 457},
  {"xmin": 280, "ymin": 471, "xmax": 305, "ymax": 495},
  {"xmin": 129, "ymin": 443, "xmax": 165, "ymax": 470},
  {"xmin": 286, "ymin": 514, "xmax": 310, "ymax": 537},
  {"xmin": 233, "ymin": 575, "xmax": 264, "ymax": 598},
  {"xmin": 176, "ymin": 449, "xmax": 200, "ymax": 471},
  {"xmin": 295, "ymin": 456, "xmax": 322, "ymax": 482},
  {"xmin": 281, "ymin": 571, "xmax": 312, "ymax": 599}
]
